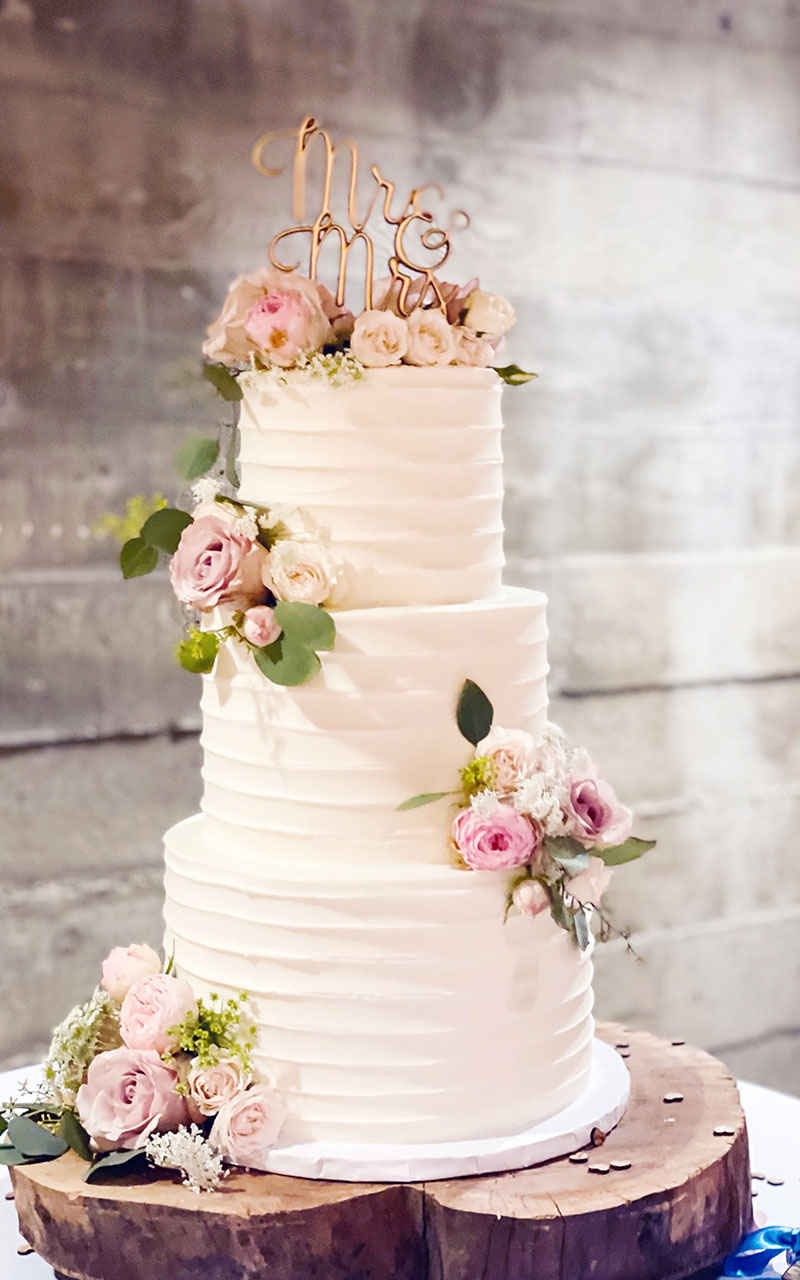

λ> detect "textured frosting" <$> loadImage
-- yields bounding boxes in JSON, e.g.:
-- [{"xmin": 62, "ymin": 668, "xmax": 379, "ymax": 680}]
[
  {"xmin": 200, "ymin": 587, "xmax": 548, "ymax": 865},
  {"xmin": 164, "ymin": 813, "xmax": 595, "ymax": 1144},
  {"xmin": 237, "ymin": 366, "xmax": 504, "ymax": 609}
]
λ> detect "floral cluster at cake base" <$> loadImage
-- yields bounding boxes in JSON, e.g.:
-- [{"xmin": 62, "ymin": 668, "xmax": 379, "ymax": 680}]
[
  {"xmin": 0, "ymin": 948, "xmax": 285, "ymax": 1192},
  {"xmin": 400, "ymin": 679, "xmax": 655, "ymax": 946}
]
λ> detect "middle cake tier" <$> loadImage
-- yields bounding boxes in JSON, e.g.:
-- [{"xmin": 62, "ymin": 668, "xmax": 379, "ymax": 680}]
[{"xmin": 200, "ymin": 585, "xmax": 548, "ymax": 866}]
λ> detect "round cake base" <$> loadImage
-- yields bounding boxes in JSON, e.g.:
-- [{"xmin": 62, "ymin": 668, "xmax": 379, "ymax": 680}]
[
  {"xmin": 263, "ymin": 1037, "xmax": 629, "ymax": 1181},
  {"xmin": 11, "ymin": 1024, "xmax": 752, "ymax": 1280}
]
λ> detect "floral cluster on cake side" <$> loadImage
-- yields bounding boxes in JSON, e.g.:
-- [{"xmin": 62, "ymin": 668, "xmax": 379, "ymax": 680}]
[
  {"xmin": 0, "ymin": 947, "xmax": 286, "ymax": 1191},
  {"xmin": 400, "ymin": 680, "xmax": 655, "ymax": 945}
]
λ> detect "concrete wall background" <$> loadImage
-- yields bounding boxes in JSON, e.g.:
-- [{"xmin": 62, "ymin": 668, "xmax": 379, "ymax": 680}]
[{"xmin": 2, "ymin": 0, "xmax": 799, "ymax": 1093}]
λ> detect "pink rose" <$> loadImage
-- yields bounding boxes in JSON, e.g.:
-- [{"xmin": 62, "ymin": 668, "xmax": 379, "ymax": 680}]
[
  {"xmin": 452, "ymin": 805, "xmax": 541, "ymax": 871},
  {"xmin": 210, "ymin": 1084, "xmax": 287, "ymax": 1170},
  {"xmin": 440, "ymin": 278, "xmax": 479, "ymax": 325},
  {"xmin": 512, "ymin": 879, "xmax": 550, "ymax": 917},
  {"xmin": 566, "ymin": 771, "xmax": 632, "ymax": 849},
  {"xmin": 567, "ymin": 855, "xmax": 614, "ymax": 906},
  {"xmin": 169, "ymin": 515, "xmax": 268, "ymax": 612},
  {"xmin": 245, "ymin": 286, "xmax": 330, "ymax": 368},
  {"xmin": 242, "ymin": 605, "xmax": 281, "ymax": 647},
  {"xmin": 187, "ymin": 1057, "xmax": 251, "ymax": 1118},
  {"xmin": 202, "ymin": 267, "xmax": 331, "ymax": 367},
  {"xmin": 76, "ymin": 1047, "xmax": 187, "ymax": 1151},
  {"xmin": 119, "ymin": 973, "xmax": 197, "ymax": 1055},
  {"xmin": 101, "ymin": 943, "xmax": 161, "ymax": 1003}
]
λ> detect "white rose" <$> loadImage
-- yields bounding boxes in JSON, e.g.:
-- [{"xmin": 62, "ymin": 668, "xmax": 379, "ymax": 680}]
[
  {"xmin": 187, "ymin": 1057, "xmax": 251, "ymax": 1117},
  {"xmin": 350, "ymin": 309, "xmax": 409, "ymax": 367},
  {"xmin": 404, "ymin": 309, "xmax": 456, "ymax": 366},
  {"xmin": 452, "ymin": 325, "xmax": 494, "ymax": 367},
  {"xmin": 462, "ymin": 290, "xmax": 516, "ymax": 338},
  {"xmin": 210, "ymin": 1085, "xmax": 287, "ymax": 1170},
  {"xmin": 566, "ymin": 856, "xmax": 614, "ymax": 906},
  {"xmin": 477, "ymin": 726, "xmax": 539, "ymax": 792},
  {"xmin": 264, "ymin": 537, "xmax": 337, "ymax": 606}
]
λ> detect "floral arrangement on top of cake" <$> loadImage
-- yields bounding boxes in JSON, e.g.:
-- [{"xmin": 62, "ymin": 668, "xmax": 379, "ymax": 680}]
[
  {"xmin": 0, "ymin": 946, "xmax": 285, "ymax": 1191},
  {"xmin": 399, "ymin": 680, "xmax": 655, "ymax": 946}
]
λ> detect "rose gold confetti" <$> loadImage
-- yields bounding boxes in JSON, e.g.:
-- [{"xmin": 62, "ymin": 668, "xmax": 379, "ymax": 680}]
[
  {"xmin": 588, "ymin": 1163, "xmax": 610, "ymax": 1174},
  {"xmin": 663, "ymin": 1093, "xmax": 684, "ymax": 1104},
  {"xmin": 610, "ymin": 1159, "xmax": 632, "ymax": 1170},
  {"xmin": 569, "ymin": 1152, "xmax": 589, "ymax": 1164}
]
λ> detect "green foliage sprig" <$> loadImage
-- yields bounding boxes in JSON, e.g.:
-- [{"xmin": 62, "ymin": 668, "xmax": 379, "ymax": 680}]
[{"xmin": 165, "ymin": 992, "xmax": 257, "ymax": 1073}]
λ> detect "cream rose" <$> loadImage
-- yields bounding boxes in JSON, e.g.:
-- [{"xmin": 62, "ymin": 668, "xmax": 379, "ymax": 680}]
[
  {"xmin": 478, "ymin": 726, "xmax": 539, "ymax": 793},
  {"xmin": 210, "ymin": 1084, "xmax": 287, "ymax": 1170},
  {"xmin": 349, "ymin": 309, "xmax": 409, "ymax": 367},
  {"xmin": 452, "ymin": 325, "xmax": 494, "ymax": 367},
  {"xmin": 263, "ymin": 537, "xmax": 337, "ymax": 606},
  {"xmin": 187, "ymin": 1057, "xmax": 251, "ymax": 1118},
  {"xmin": 462, "ymin": 289, "xmax": 516, "ymax": 338},
  {"xmin": 403, "ymin": 308, "xmax": 455, "ymax": 366}
]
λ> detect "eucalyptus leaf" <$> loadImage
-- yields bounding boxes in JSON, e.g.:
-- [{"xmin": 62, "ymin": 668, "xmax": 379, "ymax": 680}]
[
  {"xmin": 595, "ymin": 837, "xmax": 656, "ymax": 867},
  {"xmin": 140, "ymin": 507, "xmax": 193, "ymax": 555},
  {"xmin": 456, "ymin": 678, "xmax": 494, "ymax": 746},
  {"xmin": 396, "ymin": 791, "xmax": 451, "ymax": 811},
  {"xmin": 120, "ymin": 537, "xmax": 159, "ymax": 579},
  {"xmin": 548, "ymin": 881, "xmax": 575, "ymax": 936},
  {"xmin": 274, "ymin": 602, "xmax": 336, "ymax": 652},
  {"xmin": 203, "ymin": 361, "xmax": 243, "ymax": 402},
  {"xmin": 8, "ymin": 1116, "xmax": 68, "ymax": 1159},
  {"xmin": 225, "ymin": 427, "xmax": 240, "ymax": 488},
  {"xmin": 58, "ymin": 1110, "xmax": 92, "ymax": 1163},
  {"xmin": 493, "ymin": 363, "xmax": 538, "ymax": 386},
  {"xmin": 254, "ymin": 638, "xmax": 321, "ymax": 687},
  {"xmin": 0, "ymin": 1146, "xmax": 28, "ymax": 1166},
  {"xmin": 0, "ymin": 1115, "xmax": 6, "ymax": 1137},
  {"xmin": 84, "ymin": 1148, "xmax": 146, "ymax": 1183},
  {"xmin": 175, "ymin": 435, "xmax": 219, "ymax": 481},
  {"xmin": 544, "ymin": 837, "xmax": 591, "ymax": 878},
  {"xmin": 574, "ymin": 908, "xmax": 592, "ymax": 952},
  {"xmin": 177, "ymin": 629, "xmax": 220, "ymax": 674}
]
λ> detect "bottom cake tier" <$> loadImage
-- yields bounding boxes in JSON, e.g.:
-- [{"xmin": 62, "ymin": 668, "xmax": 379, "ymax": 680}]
[{"xmin": 163, "ymin": 814, "xmax": 595, "ymax": 1146}]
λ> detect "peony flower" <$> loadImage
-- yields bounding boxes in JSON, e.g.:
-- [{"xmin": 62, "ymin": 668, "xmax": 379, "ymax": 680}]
[
  {"xmin": 245, "ymin": 284, "xmax": 330, "ymax": 368},
  {"xmin": 170, "ymin": 514, "xmax": 268, "ymax": 613},
  {"xmin": 264, "ymin": 537, "xmax": 337, "ymax": 606},
  {"xmin": 403, "ymin": 308, "xmax": 455, "ymax": 366},
  {"xmin": 242, "ymin": 605, "xmax": 281, "ymax": 647},
  {"xmin": 210, "ymin": 1084, "xmax": 287, "ymax": 1170},
  {"xmin": 186, "ymin": 1057, "xmax": 251, "ymax": 1118},
  {"xmin": 566, "ymin": 855, "xmax": 614, "ymax": 906},
  {"xmin": 317, "ymin": 282, "xmax": 355, "ymax": 342},
  {"xmin": 565, "ymin": 770, "xmax": 632, "ymax": 849},
  {"xmin": 119, "ymin": 973, "xmax": 197, "ymax": 1055},
  {"xmin": 452, "ymin": 325, "xmax": 495, "ymax": 367},
  {"xmin": 462, "ymin": 289, "xmax": 516, "ymax": 338},
  {"xmin": 202, "ymin": 267, "xmax": 330, "ymax": 367},
  {"xmin": 452, "ymin": 805, "xmax": 541, "ymax": 872},
  {"xmin": 512, "ymin": 879, "xmax": 550, "ymax": 917},
  {"xmin": 477, "ymin": 726, "xmax": 539, "ymax": 793},
  {"xmin": 349, "ymin": 309, "xmax": 409, "ymax": 367},
  {"xmin": 101, "ymin": 944, "xmax": 162, "ymax": 1003},
  {"xmin": 76, "ymin": 1047, "xmax": 188, "ymax": 1151}
]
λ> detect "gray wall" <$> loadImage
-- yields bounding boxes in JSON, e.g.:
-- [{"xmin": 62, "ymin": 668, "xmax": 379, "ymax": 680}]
[{"xmin": 2, "ymin": 0, "xmax": 799, "ymax": 1094}]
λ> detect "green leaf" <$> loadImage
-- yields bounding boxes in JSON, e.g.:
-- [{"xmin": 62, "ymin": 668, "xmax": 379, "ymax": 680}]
[
  {"xmin": 203, "ymin": 360, "xmax": 243, "ymax": 402},
  {"xmin": 177, "ymin": 629, "xmax": 220, "ymax": 674},
  {"xmin": 273, "ymin": 602, "xmax": 336, "ymax": 652},
  {"xmin": 595, "ymin": 837, "xmax": 656, "ymax": 867},
  {"xmin": 0, "ymin": 1115, "xmax": 6, "ymax": 1138},
  {"xmin": 226, "ymin": 428, "xmax": 240, "ymax": 488},
  {"xmin": 456, "ymin": 679, "xmax": 494, "ymax": 746},
  {"xmin": 396, "ymin": 792, "xmax": 451, "ymax": 811},
  {"xmin": 493, "ymin": 363, "xmax": 538, "ymax": 386},
  {"xmin": 548, "ymin": 881, "xmax": 574, "ymax": 935},
  {"xmin": 58, "ymin": 1110, "xmax": 92, "ymax": 1163},
  {"xmin": 574, "ymin": 907, "xmax": 592, "ymax": 952},
  {"xmin": 140, "ymin": 506, "xmax": 193, "ymax": 555},
  {"xmin": 0, "ymin": 1145, "xmax": 29, "ymax": 1165},
  {"xmin": 120, "ymin": 537, "xmax": 159, "ymax": 579},
  {"xmin": 254, "ymin": 637, "xmax": 321, "ymax": 687},
  {"xmin": 7, "ymin": 1116, "xmax": 68, "ymax": 1159},
  {"xmin": 84, "ymin": 1148, "xmax": 146, "ymax": 1183},
  {"xmin": 544, "ymin": 836, "xmax": 592, "ymax": 878},
  {"xmin": 175, "ymin": 435, "xmax": 219, "ymax": 481}
]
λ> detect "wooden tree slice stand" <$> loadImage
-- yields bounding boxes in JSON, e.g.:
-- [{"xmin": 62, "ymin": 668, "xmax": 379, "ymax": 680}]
[{"xmin": 11, "ymin": 1024, "xmax": 752, "ymax": 1280}]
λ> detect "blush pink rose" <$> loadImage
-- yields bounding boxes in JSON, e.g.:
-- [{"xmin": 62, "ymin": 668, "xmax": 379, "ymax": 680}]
[
  {"xmin": 169, "ymin": 515, "xmax": 268, "ymax": 612},
  {"xmin": 567, "ymin": 855, "xmax": 614, "ymax": 906},
  {"xmin": 245, "ymin": 287, "xmax": 330, "ymax": 368},
  {"xmin": 478, "ymin": 726, "xmax": 539, "ymax": 793},
  {"xmin": 242, "ymin": 605, "xmax": 281, "ymax": 647},
  {"xmin": 210, "ymin": 1084, "xmax": 287, "ymax": 1170},
  {"xmin": 187, "ymin": 1057, "xmax": 251, "ymax": 1118},
  {"xmin": 566, "ymin": 771, "xmax": 632, "ymax": 849},
  {"xmin": 452, "ymin": 805, "xmax": 541, "ymax": 871},
  {"xmin": 512, "ymin": 879, "xmax": 550, "ymax": 917},
  {"xmin": 76, "ymin": 1047, "xmax": 187, "ymax": 1151},
  {"xmin": 119, "ymin": 973, "xmax": 197, "ymax": 1055},
  {"xmin": 101, "ymin": 943, "xmax": 161, "ymax": 1003}
]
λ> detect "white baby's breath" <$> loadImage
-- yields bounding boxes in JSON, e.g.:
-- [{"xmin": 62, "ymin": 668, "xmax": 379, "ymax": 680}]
[
  {"xmin": 43, "ymin": 988, "xmax": 120, "ymax": 1103},
  {"xmin": 512, "ymin": 774, "xmax": 570, "ymax": 835},
  {"xmin": 470, "ymin": 789, "xmax": 501, "ymax": 817},
  {"xmin": 146, "ymin": 1124, "xmax": 227, "ymax": 1194},
  {"xmin": 191, "ymin": 476, "xmax": 221, "ymax": 505},
  {"xmin": 234, "ymin": 507, "xmax": 259, "ymax": 540}
]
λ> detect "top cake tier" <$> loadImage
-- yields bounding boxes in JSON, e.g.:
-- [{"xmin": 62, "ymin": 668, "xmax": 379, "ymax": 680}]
[{"xmin": 236, "ymin": 366, "xmax": 504, "ymax": 610}]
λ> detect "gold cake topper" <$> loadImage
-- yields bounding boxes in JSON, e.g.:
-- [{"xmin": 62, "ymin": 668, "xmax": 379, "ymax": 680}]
[{"xmin": 251, "ymin": 115, "xmax": 469, "ymax": 315}]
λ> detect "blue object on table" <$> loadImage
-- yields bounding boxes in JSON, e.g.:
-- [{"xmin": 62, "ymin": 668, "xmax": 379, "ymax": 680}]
[{"xmin": 720, "ymin": 1226, "xmax": 800, "ymax": 1278}]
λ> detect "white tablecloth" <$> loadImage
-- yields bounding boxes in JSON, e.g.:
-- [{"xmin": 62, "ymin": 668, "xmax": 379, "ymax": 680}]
[{"xmin": 2, "ymin": 1065, "xmax": 799, "ymax": 1279}]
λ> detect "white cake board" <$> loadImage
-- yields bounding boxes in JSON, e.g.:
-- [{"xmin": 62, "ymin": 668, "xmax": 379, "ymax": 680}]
[{"xmin": 263, "ymin": 1037, "xmax": 629, "ymax": 1183}]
